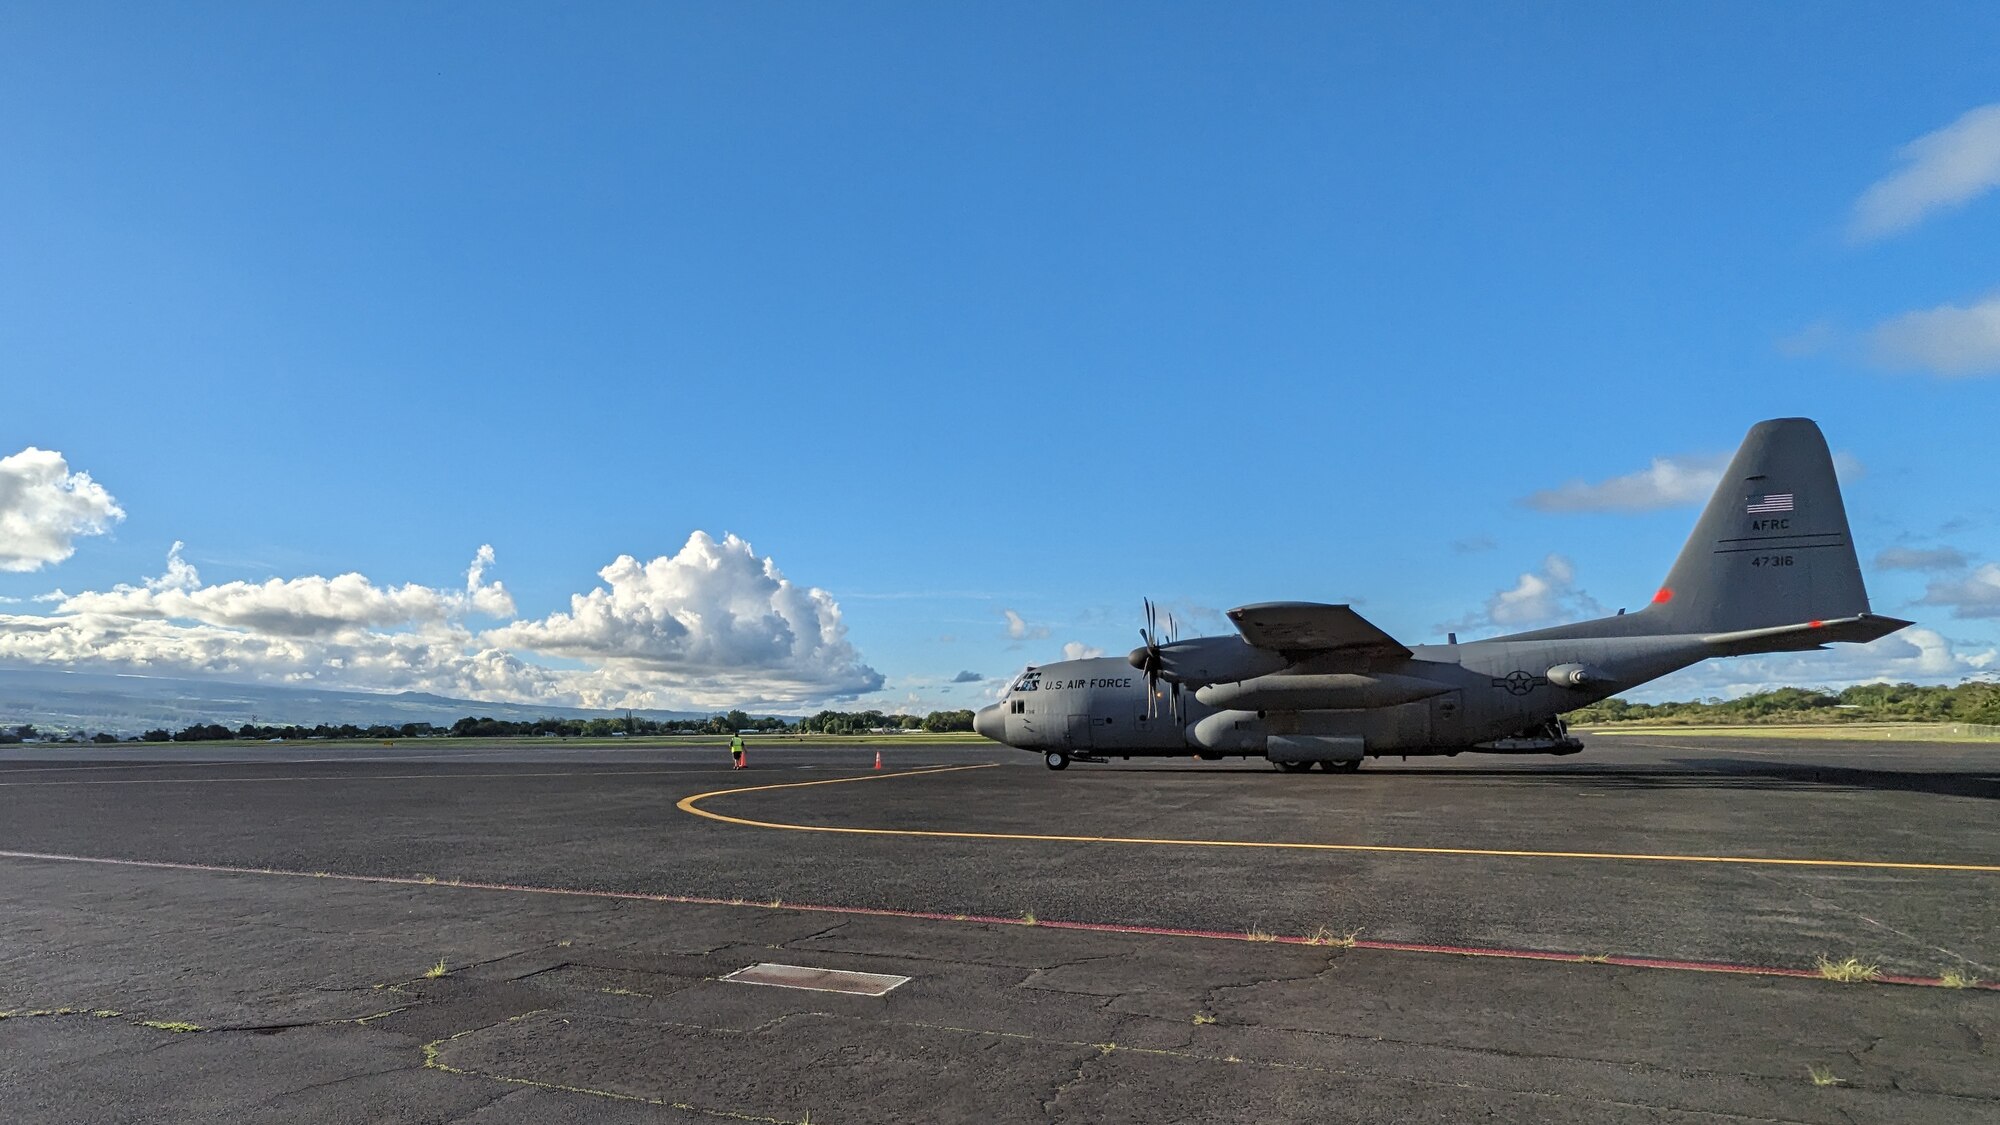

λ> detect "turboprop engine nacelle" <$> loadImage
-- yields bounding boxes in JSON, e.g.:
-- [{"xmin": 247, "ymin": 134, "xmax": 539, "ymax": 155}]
[
  {"xmin": 1196, "ymin": 672, "xmax": 1449, "ymax": 712},
  {"xmin": 1126, "ymin": 635, "xmax": 1289, "ymax": 687}
]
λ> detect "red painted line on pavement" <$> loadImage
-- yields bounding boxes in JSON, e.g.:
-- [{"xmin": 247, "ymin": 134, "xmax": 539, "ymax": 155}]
[{"xmin": 0, "ymin": 848, "xmax": 1989, "ymax": 991}]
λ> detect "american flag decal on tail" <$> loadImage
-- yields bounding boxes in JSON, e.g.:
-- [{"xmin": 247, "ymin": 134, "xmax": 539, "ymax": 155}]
[{"xmin": 1745, "ymin": 493, "xmax": 1795, "ymax": 514}]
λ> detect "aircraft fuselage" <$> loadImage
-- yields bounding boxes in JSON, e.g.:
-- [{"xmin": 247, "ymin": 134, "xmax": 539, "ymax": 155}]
[{"xmin": 973, "ymin": 632, "xmax": 1711, "ymax": 761}]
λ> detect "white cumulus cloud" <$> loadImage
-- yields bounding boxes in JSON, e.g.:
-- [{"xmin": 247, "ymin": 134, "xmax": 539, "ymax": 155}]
[
  {"xmin": 1061, "ymin": 642, "xmax": 1105, "ymax": 661},
  {"xmin": 1850, "ymin": 103, "xmax": 2000, "ymax": 240},
  {"xmin": 54, "ymin": 542, "xmax": 516, "ymax": 636},
  {"xmin": 0, "ymin": 447, "xmax": 124, "ymax": 572},
  {"xmin": 1445, "ymin": 554, "xmax": 1603, "ymax": 635},
  {"xmin": 0, "ymin": 531, "xmax": 881, "ymax": 711},
  {"xmin": 1521, "ymin": 454, "xmax": 1728, "ymax": 513},
  {"xmin": 0, "ymin": 610, "xmax": 561, "ymax": 701},
  {"xmin": 1631, "ymin": 627, "xmax": 1998, "ymax": 701},
  {"xmin": 1867, "ymin": 292, "xmax": 2000, "ymax": 378},
  {"xmin": 485, "ymin": 531, "xmax": 882, "ymax": 706}
]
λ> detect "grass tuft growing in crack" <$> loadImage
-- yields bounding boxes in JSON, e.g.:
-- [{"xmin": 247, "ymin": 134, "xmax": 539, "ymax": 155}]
[
  {"xmin": 1245, "ymin": 929, "xmax": 1276, "ymax": 943},
  {"xmin": 1806, "ymin": 1064, "xmax": 1843, "ymax": 1087},
  {"xmin": 1939, "ymin": 967, "xmax": 1979, "ymax": 989},
  {"xmin": 140, "ymin": 1020, "xmax": 202, "ymax": 1033},
  {"xmin": 1020, "ymin": 911, "xmax": 1037, "ymax": 926},
  {"xmin": 1814, "ymin": 955, "xmax": 1881, "ymax": 983},
  {"xmin": 424, "ymin": 958, "xmax": 450, "ymax": 979},
  {"xmin": 1192, "ymin": 1013, "xmax": 1216, "ymax": 1026}
]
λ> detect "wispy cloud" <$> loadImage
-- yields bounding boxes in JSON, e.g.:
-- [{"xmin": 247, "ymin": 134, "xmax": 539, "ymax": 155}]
[
  {"xmin": 1850, "ymin": 103, "xmax": 2000, "ymax": 240},
  {"xmin": 1916, "ymin": 563, "xmax": 2000, "ymax": 620},
  {"xmin": 1775, "ymin": 319, "xmax": 1839, "ymax": 359},
  {"xmin": 949, "ymin": 670, "xmax": 983, "ymax": 683},
  {"xmin": 1525, "ymin": 449, "xmax": 1861, "ymax": 513},
  {"xmin": 1874, "ymin": 546, "xmax": 1970, "ymax": 572},
  {"xmin": 1521, "ymin": 454, "xmax": 1727, "ymax": 513},
  {"xmin": 1867, "ymin": 291, "xmax": 2000, "ymax": 378},
  {"xmin": 1001, "ymin": 609, "xmax": 1049, "ymax": 641}
]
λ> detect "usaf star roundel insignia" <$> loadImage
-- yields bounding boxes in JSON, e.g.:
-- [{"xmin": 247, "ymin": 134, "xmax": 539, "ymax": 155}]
[{"xmin": 1492, "ymin": 670, "xmax": 1548, "ymax": 695}]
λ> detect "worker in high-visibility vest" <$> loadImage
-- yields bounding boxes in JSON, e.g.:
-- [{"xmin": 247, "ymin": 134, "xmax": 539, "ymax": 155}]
[{"xmin": 729, "ymin": 733, "xmax": 745, "ymax": 770}]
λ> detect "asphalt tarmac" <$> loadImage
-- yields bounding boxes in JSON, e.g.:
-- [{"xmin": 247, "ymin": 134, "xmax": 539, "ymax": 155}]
[{"xmin": 2, "ymin": 734, "xmax": 1995, "ymax": 1123}]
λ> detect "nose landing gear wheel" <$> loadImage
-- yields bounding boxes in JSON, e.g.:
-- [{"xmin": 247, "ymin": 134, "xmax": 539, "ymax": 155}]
[
  {"xmin": 1276, "ymin": 761, "xmax": 1315, "ymax": 773},
  {"xmin": 1045, "ymin": 751, "xmax": 1070, "ymax": 771},
  {"xmin": 1320, "ymin": 759, "xmax": 1363, "ymax": 772}
]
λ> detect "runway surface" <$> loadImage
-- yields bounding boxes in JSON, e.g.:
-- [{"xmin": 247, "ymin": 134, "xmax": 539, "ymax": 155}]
[{"xmin": 2, "ymin": 735, "xmax": 1995, "ymax": 1122}]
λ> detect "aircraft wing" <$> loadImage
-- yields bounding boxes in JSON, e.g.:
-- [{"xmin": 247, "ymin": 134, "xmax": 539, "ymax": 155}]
[{"xmin": 1226, "ymin": 602, "xmax": 1412, "ymax": 660}]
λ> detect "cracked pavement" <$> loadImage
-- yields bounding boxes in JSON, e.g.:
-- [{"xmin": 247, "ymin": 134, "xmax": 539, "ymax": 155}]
[{"xmin": 1, "ymin": 737, "xmax": 1995, "ymax": 1122}]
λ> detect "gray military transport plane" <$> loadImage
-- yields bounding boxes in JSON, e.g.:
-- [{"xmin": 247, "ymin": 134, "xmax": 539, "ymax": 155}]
[{"xmin": 973, "ymin": 418, "xmax": 1911, "ymax": 771}]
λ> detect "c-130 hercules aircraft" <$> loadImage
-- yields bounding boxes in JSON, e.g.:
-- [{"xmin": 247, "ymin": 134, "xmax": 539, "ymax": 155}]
[{"xmin": 973, "ymin": 418, "xmax": 1912, "ymax": 771}]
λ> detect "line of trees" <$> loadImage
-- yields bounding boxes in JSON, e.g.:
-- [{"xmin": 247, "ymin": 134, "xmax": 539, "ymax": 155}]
[
  {"xmin": 797, "ymin": 709, "xmax": 977, "ymax": 734},
  {"xmin": 3, "ymin": 708, "xmax": 980, "ymax": 744},
  {"xmin": 1570, "ymin": 681, "xmax": 2000, "ymax": 725}
]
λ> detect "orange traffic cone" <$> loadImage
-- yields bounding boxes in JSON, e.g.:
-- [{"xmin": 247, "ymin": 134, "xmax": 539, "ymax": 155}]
[{"xmin": 873, "ymin": 750, "xmax": 883, "ymax": 770}]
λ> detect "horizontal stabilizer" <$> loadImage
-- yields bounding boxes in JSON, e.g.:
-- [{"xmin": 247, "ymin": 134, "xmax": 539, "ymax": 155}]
[
  {"xmin": 1701, "ymin": 613, "xmax": 1913, "ymax": 656},
  {"xmin": 1227, "ymin": 602, "xmax": 1411, "ymax": 659}
]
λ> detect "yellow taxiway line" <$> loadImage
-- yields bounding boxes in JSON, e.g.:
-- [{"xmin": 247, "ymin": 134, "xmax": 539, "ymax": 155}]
[{"xmin": 675, "ymin": 764, "xmax": 2000, "ymax": 874}]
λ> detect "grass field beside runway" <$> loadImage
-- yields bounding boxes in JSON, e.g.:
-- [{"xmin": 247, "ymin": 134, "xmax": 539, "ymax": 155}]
[{"xmin": 1575, "ymin": 721, "xmax": 2000, "ymax": 742}]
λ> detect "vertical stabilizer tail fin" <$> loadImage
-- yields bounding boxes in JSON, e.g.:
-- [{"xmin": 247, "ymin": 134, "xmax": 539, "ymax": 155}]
[{"xmin": 1644, "ymin": 418, "xmax": 1872, "ymax": 635}]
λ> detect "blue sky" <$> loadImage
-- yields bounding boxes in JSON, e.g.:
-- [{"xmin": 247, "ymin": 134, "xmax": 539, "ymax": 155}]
[{"xmin": 4, "ymin": 3, "xmax": 1998, "ymax": 712}]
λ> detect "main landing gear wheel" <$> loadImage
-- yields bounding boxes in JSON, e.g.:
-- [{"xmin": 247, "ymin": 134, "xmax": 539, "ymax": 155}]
[
  {"xmin": 1320, "ymin": 759, "xmax": 1363, "ymax": 772},
  {"xmin": 1045, "ymin": 751, "xmax": 1070, "ymax": 771},
  {"xmin": 1277, "ymin": 761, "xmax": 1315, "ymax": 773}
]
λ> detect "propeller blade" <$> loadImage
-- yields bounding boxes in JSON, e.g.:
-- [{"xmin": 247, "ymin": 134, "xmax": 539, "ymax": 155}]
[{"xmin": 1139, "ymin": 598, "xmax": 1159, "ymax": 719}]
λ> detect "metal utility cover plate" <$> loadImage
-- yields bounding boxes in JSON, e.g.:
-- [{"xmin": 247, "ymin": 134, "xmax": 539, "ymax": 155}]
[{"xmin": 720, "ymin": 962, "xmax": 910, "ymax": 997}]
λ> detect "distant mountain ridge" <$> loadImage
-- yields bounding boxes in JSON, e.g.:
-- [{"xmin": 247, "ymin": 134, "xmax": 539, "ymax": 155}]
[{"xmin": 0, "ymin": 667, "xmax": 717, "ymax": 735}]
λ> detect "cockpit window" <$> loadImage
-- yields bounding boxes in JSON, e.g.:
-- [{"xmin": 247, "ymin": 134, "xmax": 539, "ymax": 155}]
[{"xmin": 1010, "ymin": 668, "xmax": 1041, "ymax": 693}]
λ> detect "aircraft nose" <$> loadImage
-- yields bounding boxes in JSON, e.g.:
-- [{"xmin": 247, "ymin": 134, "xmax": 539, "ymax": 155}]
[{"xmin": 973, "ymin": 704, "xmax": 1007, "ymax": 742}]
